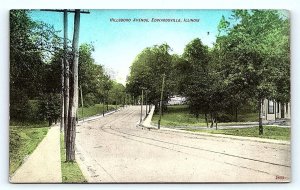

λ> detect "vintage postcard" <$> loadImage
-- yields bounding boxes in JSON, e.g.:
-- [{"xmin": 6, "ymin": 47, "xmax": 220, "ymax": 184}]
[{"xmin": 9, "ymin": 9, "xmax": 290, "ymax": 183}]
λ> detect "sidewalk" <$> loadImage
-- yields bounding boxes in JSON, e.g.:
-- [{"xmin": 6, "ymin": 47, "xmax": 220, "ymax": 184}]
[
  {"xmin": 10, "ymin": 126, "xmax": 62, "ymax": 183},
  {"xmin": 140, "ymin": 106, "xmax": 156, "ymax": 129}
]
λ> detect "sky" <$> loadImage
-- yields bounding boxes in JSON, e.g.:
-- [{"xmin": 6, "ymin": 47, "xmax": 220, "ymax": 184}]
[{"xmin": 30, "ymin": 9, "xmax": 233, "ymax": 84}]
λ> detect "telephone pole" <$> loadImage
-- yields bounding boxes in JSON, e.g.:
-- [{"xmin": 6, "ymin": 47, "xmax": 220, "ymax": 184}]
[
  {"xmin": 80, "ymin": 85, "xmax": 84, "ymax": 121},
  {"xmin": 40, "ymin": 9, "xmax": 90, "ymax": 151},
  {"xmin": 140, "ymin": 89, "xmax": 144, "ymax": 123},
  {"xmin": 145, "ymin": 91, "xmax": 148, "ymax": 116},
  {"xmin": 63, "ymin": 9, "xmax": 69, "ymax": 145},
  {"xmin": 102, "ymin": 98, "xmax": 105, "ymax": 116},
  {"xmin": 158, "ymin": 74, "xmax": 166, "ymax": 129},
  {"xmin": 60, "ymin": 58, "xmax": 64, "ymax": 132}
]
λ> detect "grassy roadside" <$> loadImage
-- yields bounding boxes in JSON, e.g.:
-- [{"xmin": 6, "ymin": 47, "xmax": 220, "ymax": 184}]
[
  {"xmin": 78, "ymin": 104, "xmax": 118, "ymax": 119},
  {"xmin": 151, "ymin": 105, "xmax": 290, "ymax": 141},
  {"xmin": 152, "ymin": 105, "xmax": 207, "ymax": 127},
  {"xmin": 152, "ymin": 105, "xmax": 259, "ymax": 127},
  {"xmin": 9, "ymin": 123, "xmax": 49, "ymax": 175},
  {"xmin": 186, "ymin": 126, "xmax": 290, "ymax": 141},
  {"xmin": 60, "ymin": 134, "xmax": 86, "ymax": 183}
]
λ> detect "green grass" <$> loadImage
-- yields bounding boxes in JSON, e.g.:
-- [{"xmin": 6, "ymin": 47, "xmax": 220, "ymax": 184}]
[
  {"xmin": 9, "ymin": 123, "xmax": 49, "ymax": 175},
  {"xmin": 187, "ymin": 126, "xmax": 290, "ymax": 141},
  {"xmin": 237, "ymin": 112, "xmax": 258, "ymax": 122},
  {"xmin": 152, "ymin": 105, "xmax": 207, "ymax": 127},
  {"xmin": 60, "ymin": 134, "xmax": 86, "ymax": 183},
  {"xmin": 78, "ymin": 104, "xmax": 118, "ymax": 119},
  {"xmin": 151, "ymin": 105, "xmax": 259, "ymax": 127}
]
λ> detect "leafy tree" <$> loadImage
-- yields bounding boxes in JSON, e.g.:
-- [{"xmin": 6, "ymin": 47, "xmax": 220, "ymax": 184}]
[
  {"xmin": 38, "ymin": 93, "xmax": 61, "ymax": 126},
  {"xmin": 216, "ymin": 10, "xmax": 290, "ymax": 134},
  {"xmin": 109, "ymin": 82, "xmax": 126, "ymax": 106},
  {"xmin": 78, "ymin": 43, "xmax": 111, "ymax": 106},
  {"xmin": 126, "ymin": 43, "xmax": 173, "ymax": 111},
  {"xmin": 10, "ymin": 10, "xmax": 62, "ymax": 121},
  {"xmin": 10, "ymin": 10, "xmax": 43, "ymax": 120},
  {"xmin": 180, "ymin": 38, "xmax": 212, "ymax": 123}
]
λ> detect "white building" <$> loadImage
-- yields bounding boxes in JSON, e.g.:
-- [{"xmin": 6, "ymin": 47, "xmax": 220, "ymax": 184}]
[
  {"xmin": 168, "ymin": 96, "xmax": 186, "ymax": 105},
  {"xmin": 261, "ymin": 99, "xmax": 291, "ymax": 121}
]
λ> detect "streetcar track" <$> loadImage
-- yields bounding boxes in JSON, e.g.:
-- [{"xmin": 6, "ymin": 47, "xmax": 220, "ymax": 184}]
[
  {"xmin": 106, "ymin": 127, "xmax": 290, "ymax": 168},
  {"xmin": 99, "ymin": 127, "xmax": 277, "ymax": 176},
  {"xmin": 137, "ymin": 127, "xmax": 290, "ymax": 152},
  {"xmin": 78, "ymin": 106, "xmax": 290, "ymax": 181},
  {"xmin": 95, "ymin": 107, "xmax": 289, "ymax": 168},
  {"xmin": 76, "ymin": 107, "xmax": 138, "ymax": 182}
]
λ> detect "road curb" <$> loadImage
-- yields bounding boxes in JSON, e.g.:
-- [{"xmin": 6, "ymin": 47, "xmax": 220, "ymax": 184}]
[
  {"xmin": 159, "ymin": 127, "xmax": 290, "ymax": 145},
  {"xmin": 141, "ymin": 124, "xmax": 290, "ymax": 145},
  {"xmin": 77, "ymin": 109, "xmax": 120, "ymax": 124}
]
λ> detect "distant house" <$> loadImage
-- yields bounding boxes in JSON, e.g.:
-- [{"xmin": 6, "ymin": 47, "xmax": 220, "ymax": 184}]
[
  {"xmin": 261, "ymin": 99, "xmax": 291, "ymax": 121},
  {"xmin": 168, "ymin": 95, "xmax": 186, "ymax": 105}
]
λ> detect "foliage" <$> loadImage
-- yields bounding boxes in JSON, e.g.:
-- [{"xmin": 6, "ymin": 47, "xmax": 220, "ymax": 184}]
[
  {"xmin": 10, "ymin": 11, "xmax": 117, "ymax": 123},
  {"xmin": 217, "ymin": 10, "xmax": 289, "ymax": 101},
  {"xmin": 126, "ymin": 44, "xmax": 173, "ymax": 108},
  {"xmin": 180, "ymin": 38, "xmax": 212, "ymax": 119},
  {"xmin": 78, "ymin": 43, "xmax": 112, "ymax": 106},
  {"xmin": 108, "ymin": 82, "xmax": 126, "ymax": 105},
  {"xmin": 215, "ymin": 10, "xmax": 290, "ymax": 133},
  {"xmin": 10, "ymin": 10, "xmax": 62, "ymax": 121},
  {"xmin": 38, "ymin": 93, "xmax": 61, "ymax": 124}
]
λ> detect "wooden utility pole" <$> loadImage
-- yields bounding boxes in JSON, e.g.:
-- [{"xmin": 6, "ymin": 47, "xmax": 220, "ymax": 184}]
[
  {"xmin": 140, "ymin": 89, "xmax": 144, "ymax": 123},
  {"xmin": 145, "ymin": 90, "xmax": 148, "ymax": 116},
  {"xmin": 106, "ymin": 90, "xmax": 109, "ymax": 111},
  {"xmin": 60, "ymin": 58, "xmax": 64, "ymax": 132},
  {"xmin": 258, "ymin": 99, "xmax": 264, "ymax": 135},
  {"xmin": 158, "ymin": 74, "xmax": 165, "ymax": 129},
  {"xmin": 41, "ymin": 9, "xmax": 90, "ymax": 160},
  {"xmin": 66, "ymin": 9, "xmax": 80, "ymax": 162},
  {"xmin": 63, "ymin": 10, "xmax": 69, "ymax": 145},
  {"xmin": 80, "ymin": 85, "xmax": 84, "ymax": 121},
  {"xmin": 102, "ymin": 98, "xmax": 105, "ymax": 116}
]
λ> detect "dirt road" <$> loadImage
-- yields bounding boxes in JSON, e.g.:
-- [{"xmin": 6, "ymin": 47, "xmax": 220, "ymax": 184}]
[{"xmin": 76, "ymin": 106, "xmax": 290, "ymax": 183}]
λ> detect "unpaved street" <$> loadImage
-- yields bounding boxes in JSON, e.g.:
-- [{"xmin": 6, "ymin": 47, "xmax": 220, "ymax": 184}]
[{"xmin": 76, "ymin": 106, "xmax": 290, "ymax": 183}]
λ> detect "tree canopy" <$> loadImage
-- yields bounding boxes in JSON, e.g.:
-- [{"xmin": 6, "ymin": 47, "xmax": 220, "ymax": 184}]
[
  {"xmin": 10, "ymin": 10, "xmax": 122, "ymax": 123},
  {"xmin": 126, "ymin": 10, "xmax": 290, "ymax": 132}
]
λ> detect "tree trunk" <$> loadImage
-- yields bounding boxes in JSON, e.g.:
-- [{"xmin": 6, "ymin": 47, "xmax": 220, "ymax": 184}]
[
  {"xmin": 205, "ymin": 113, "xmax": 208, "ymax": 127},
  {"xmin": 66, "ymin": 9, "xmax": 80, "ymax": 162},
  {"xmin": 158, "ymin": 74, "xmax": 165, "ymax": 129},
  {"xmin": 48, "ymin": 118, "xmax": 52, "ymax": 127},
  {"xmin": 80, "ymin": 85, "xmax": 84, "ymax": 121},
  {"xmin": 106, "ymin": 90, "xmax": 109, "ymax": 111},
  {"xmin": 235, "ymin": 107, "xmax": 238, "ymax": 122},
  {"xmin": 210, "ymin": 113, "xmax": 214, "ymax": 128},
  {"xmin": 102, "ymin": 100, "xmax": 105, "ymax": 116},
  {"xmin": 63, "ymin": 10, "xmax": 69, "ymax": 146},
  {"xmin": 258, "ymin": 99, "xmax": 263, "ymax": 135}
]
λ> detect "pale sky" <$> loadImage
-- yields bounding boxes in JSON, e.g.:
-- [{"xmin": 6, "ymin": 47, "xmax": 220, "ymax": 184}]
[{"xmin": 30, "ymin": 10, "xmax": 232, "ymax": 84}]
